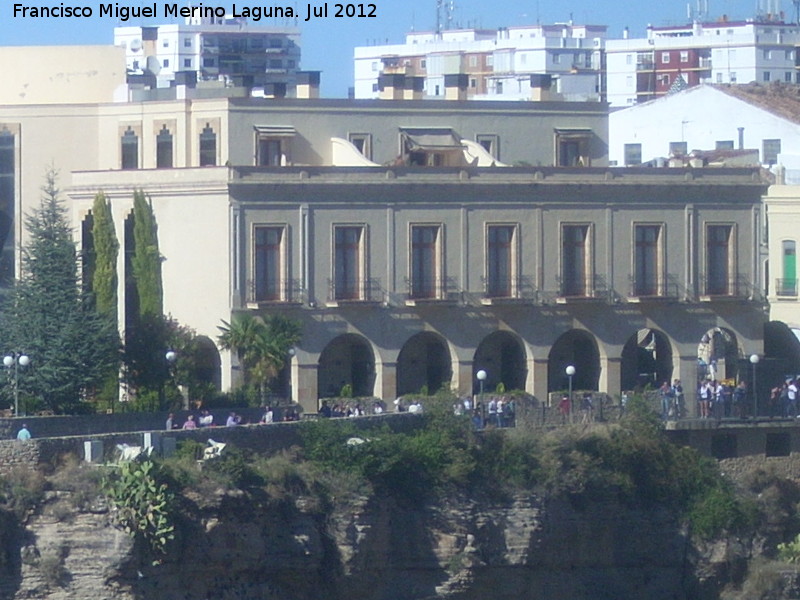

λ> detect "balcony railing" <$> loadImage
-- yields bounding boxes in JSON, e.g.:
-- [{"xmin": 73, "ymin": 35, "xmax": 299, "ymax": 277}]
[
  {"xmin": 555, "ymin": 274, "xmax": 610, "ymax": 300},
  {"xmin": 628, "ymin": 274, "xmax": 680, "ymax": 299},
  {"xmin": 480, "ymin": 275, "xmax": 537, "ymax": 302},
  {"xmin": 405, "ymin": 276, "xmax": 460, "ymax": 302},
  {"xmin": 247, "ymin": 278, "xmax": 305, "ymax": 305},
  {"xmin": 775, "ymin": 278, "xmax": 799, "ymax": 297},
  {"xmin": 700, "ymin": 274, "xmax": 759, "ymax": 299},
  {"xmin": 327, "ymin": 277, "xmax": 384, "ymax": 304}
]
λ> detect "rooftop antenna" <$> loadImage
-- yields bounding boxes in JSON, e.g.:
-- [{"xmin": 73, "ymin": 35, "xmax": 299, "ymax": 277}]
[{"xmin": 435, "ymin": 0, "xmax": 456, "ymax": 34}]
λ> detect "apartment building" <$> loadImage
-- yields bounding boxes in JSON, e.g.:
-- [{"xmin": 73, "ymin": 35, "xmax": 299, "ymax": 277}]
[
  {"xmin": 606, "ymin": 18, "xmax": 800, "ymax": 107},
  {"xmin": 354, "ymin": 23, "xmax": 607, "ymax": 102}
]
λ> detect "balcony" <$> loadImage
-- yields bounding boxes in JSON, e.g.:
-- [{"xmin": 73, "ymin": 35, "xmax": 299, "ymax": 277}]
[
  {"xmin": 247, "ymin": 278, "xmax": 305, "ymax": 307},
  {"xmin": 775, "ymin": 278, "xmax": 799, "ymax": 298},
  {"xmin": 627, "ymin": 274, "xmax": 681, "ymax": 301},
  {"xmin": 555, "ymin": 274, "xmax": 611, "ymax": 303},
  {"xmin": 405, "ymin": 276, "xmax": 461, "ymax": 305},
  {"xmin": 327, "ymin": 278, "xmax": 384, "ymax": 306},
  {"xmin": 480, "ymin": 275, "xmax": 537, "ymax": 304},
  {"xmin": 700, "ymin": 274, "xmax": 761, "ymax": 301}
]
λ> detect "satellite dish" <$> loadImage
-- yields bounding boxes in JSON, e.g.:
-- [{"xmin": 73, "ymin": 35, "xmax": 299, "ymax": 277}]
[
  {"xmin": 145, "ymin": 55, "xmax": 161, "ymax": 75},
  {"xmin": 129, "ymin": 38, "xmax": 141, "ymax": 52}
]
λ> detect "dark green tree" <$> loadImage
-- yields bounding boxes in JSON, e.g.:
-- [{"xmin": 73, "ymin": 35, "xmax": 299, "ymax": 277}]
[
  {"xmin": 91, "ymin": 191, "xmax": 118, "ymax": 321},
  {"xmin": 218, "ymin": 313, "xmax": 302, "ymax": 400},
  {"xmin": 132, "ymin": 190, "xmax": 162, "ymax": 319},
  {"xmin": 0, "ymin": 169, "xmax": 120, "ymax": 414}
]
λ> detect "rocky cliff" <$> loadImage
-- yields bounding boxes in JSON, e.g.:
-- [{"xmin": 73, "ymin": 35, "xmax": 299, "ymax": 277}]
[{"xmin": 0, "ymin": 483, "xmax": 744, "ymax": 600}]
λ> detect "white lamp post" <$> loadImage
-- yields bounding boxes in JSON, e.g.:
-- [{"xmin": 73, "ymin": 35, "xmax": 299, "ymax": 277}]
[
  {"xmin": 287, "ymin": 348, "xmax": 296, "ymax": 403},
  {"xmin": 566, "ymin": 365, "xmax": 576, "ymax": 422},
  {"xmin": 749, "ymin": 354, "xmax": 760, "ymax": 419},
  {"xmin": 3, "ymin": 353, "xmax": 30, "ymax": 417},
  {"xmin": 477, "ymin": 369, "xmax": 487, "ymax": 424}
]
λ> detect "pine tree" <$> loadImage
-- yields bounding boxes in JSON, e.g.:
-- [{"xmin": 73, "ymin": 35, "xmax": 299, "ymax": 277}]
[
  {"xmin": 91, "ymin": 191, "xmax": 118, "ymax": 321},
  {"xmin": 132, "ymin": 190, "xmax": 162, "ymax": 318},
  {"xmin": 0, "ymin": 169, "xmax": 120, "ymax": 414}
]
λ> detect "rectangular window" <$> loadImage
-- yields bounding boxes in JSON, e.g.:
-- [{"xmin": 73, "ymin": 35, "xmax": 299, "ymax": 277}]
[
  {"xmin": 787, "ymin": 71, "xmax": 794, "ymax": 83},
  {"xmin": 254, "ymin": 226, "xmax": 285, "ymax": 301},
  {"xmin": 410, "ymin": 225, "xmax": 441, "ymax": 299},
  {"xmin": 163, "ymin": 59, "xmax": 170, "ymax": 68},
  {"xmin": 334, "ymin": 226, "xmax": 364, "ymax": 300},
  {"xmin": 184, "ymin": 58, "xmax": 192, "ymax": 68},
  {"xmin": 730, "ymin": 72, "xmax": 737, "ymax": 82},
  {"xmin": 669, "ymin": 141, "xmax": 687, "ymax": 156},
  {"xmin": 348, "ymin": 133, "xmax": 372, "ymax": 160},
  {"xmin": 156, "ymin": 125, "xmax": 173, "ymax": 169},
  {"xmin": 716, "ymin": 140, "xmax": 734, "ymax": 150},
  {"xmin": 121, "ymin": 127, "xmax": 138, "ymax": 170},
  {"xmin": 624, "ymin": 143, "xmax": 642, "ymax": 166},
  {"xmin": 486, "ymin": 225, "xmax": 516, "ymax": 297},
  {"xmin": 561, "ymin": 225, "xmax": 590, "ymax": 296},
  {"xmin": 552, "ymin": 52, "xmax": 561, "ymax": 64},
  {"xmin": 706, "ymin": 224, "xmax": 734, "ymax": 295},
  {"xmin": 716, "ymin": 72, "xmax": 723, "ymax": 83},
  {"xmin": 199, "ymin": 124, "xmax": 216, "ymax": 166},
  {"xmin": 634, "ymin": 225, "xmax": 662, "ymax": 296},
  {"xmin": 680, "ymin": 50, "xmax": 689, "ymax": 63},
  {"xmin": 469, "ymin": 55, "xmax": 478, "ymax": 67},
  {"xmin": 476, "ymin": 134, "xmax": 500, "ymax": 160},
  {"xmin": 258, "ymin": 139, "xmax": 283, "ymax": 166},
  {"xmin": 661, "ymin": 52, "xmax": 670, "ymax": 64},
  {"xmin": 780, "ymin": 240, "xmax": 797, "ymax": 296},
  {"xmin": 763, "ymin": 49, "xmax": 772, "ymax": 60},
  {"xmin": 184, "ymin": 38, "xmax": 191, "ymax": 47},
  {"xmin": 763, "ymin": 71, "xmax": 771, "ymax": 82},
  {"xmin": 0, "ymin": 131, "xmax": 14, "ymax": 287},
  {"xmin": 763, "ymin": 138, "xmax": 782, "ymax": 164}
]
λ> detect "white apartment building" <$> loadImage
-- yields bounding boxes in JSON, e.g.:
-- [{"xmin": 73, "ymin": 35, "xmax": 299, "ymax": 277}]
[
  {"xmin": 114, "ymin": 15, "xmax": 301, "ymax": 90},
  {"xmin": 606, "ymin": 18, "xmax": 800, "ymax": 107},
  {"xmin": 354, "ymin": 23, "xmax": 607, "ymax": 102}
]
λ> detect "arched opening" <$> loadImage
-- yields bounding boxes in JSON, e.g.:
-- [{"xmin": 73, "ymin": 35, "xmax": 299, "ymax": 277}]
[
  {"xmin": 193, "ymin": 336, "xmax": 221, "ymax": 390},
  {"xmin": 318, "ymin": 334, "xmax": 375, "ymax": 398},
  {"xmin": 621, "ymin": 328, "xmax": 673, "ymax": 391},
  {"xmin": 764, "ymin": 321, "xmax": 800, "ymax": 388},
  {"xmin": 547, "ymin": 330, "xmax": 600, "ymax": 392},
  {"xmin": 397, "ymin": 332, "xmax": 452, "ymax": 396},
  {"xmin": 473, "ymin": 331, "xmax": 527, "ymax": 393},
  {"xmin": 697, "ymin": 327, "xmax": 741, "ymax": 382}
]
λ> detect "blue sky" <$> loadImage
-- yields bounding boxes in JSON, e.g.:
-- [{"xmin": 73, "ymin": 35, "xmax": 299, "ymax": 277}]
[{"xmin": 0, "ymin": 0, "xmax": 776, "ymax": 96}]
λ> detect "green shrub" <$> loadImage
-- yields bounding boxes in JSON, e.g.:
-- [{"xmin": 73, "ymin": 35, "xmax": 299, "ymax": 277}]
[
  {"xmin": 102, "ymin": 459, "xmax": 175, "ymax": 562},
  {"xmin": 0, "ymin": 467, "xmax": 46, "ymax": 521},
  {"xmin": 688, "ymin": 482, "xmax": 757, "ymax": 539}
]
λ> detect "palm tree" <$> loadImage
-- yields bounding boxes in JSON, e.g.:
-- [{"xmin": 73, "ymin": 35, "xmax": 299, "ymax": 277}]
[{"xmin": 218, "ymin": 314, "xmax": 302, "ymax": 399}]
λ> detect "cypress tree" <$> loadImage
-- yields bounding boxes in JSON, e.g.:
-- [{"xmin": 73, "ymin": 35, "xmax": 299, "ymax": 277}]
[
  {"xmin": 0, "ymin": 169, "xmax": 119, "ymax": 413},
  {"xmin": 91, "ymin": 191, "xmax": 118, "ymax": 321},
  {"xmin": 132, "ymin": 189, "xmax": 162, "ymax": 319}
]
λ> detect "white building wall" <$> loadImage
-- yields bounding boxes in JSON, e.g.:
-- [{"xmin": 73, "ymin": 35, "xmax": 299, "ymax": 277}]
[{"xmin": 609, "ymin": 85, "xmax": 800, "ymax": 167}]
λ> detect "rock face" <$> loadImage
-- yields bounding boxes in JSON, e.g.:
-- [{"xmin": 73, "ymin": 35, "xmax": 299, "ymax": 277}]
[{"xmin": 0, "ymin": 489, "xmax": 728, "ymax": 600}]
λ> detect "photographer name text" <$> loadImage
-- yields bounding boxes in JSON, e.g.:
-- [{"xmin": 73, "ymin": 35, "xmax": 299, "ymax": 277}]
[{"xmin": 12, "ymin": 2, "xmax": 378, "ymax": 21}]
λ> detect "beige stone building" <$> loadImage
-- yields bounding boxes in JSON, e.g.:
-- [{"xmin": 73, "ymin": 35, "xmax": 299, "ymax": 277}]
[{"xmin": 0, "ymin": 57, "xmax": 768, "ymax": 412}]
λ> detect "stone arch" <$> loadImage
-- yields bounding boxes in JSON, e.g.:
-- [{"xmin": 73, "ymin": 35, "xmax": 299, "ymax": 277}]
[
  {"xmin": 472, "ymin": 331, "xmax": 527, "ymax": 393},
  {"xmin": 765, "ymin": 321, "xmax": 800, "ymax": 383},
  {"xmin": 193, "ymin": 335, "xmax": 221, "ymax": 391},
  {"xmin": 397, "ymin": 331, "xmax": 453, "ymax": 396},
  {"xmin": 318, "ymin": 334, "xmax": 376, "ymax": 398},
  {"xmin": 621, "ymin": 328, "xmax": 673, "ymax": 391},
  {"xmin": 697, "ymin": 327, "xmax": 741, "ymax": 382},
  {"xmin": 547, "ymin": 329, "xmax": 600, "ymax": 392}
]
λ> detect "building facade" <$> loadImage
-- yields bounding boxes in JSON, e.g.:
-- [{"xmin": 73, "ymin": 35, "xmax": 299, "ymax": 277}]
[
  {"xmin": 354, "ymin": 24, "xmax": 607, "ymax": 102},
  {"xmin": 606, "ymin": 18, "xmax": 800, "ymax": 107},
  {"xmin": 114, "ymin": 16, "xmax": 301, "ymax": 90}
]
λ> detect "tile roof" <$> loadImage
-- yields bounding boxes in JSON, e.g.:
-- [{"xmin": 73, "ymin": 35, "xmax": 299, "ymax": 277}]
[{"xmin": 715, "ymin": 82, "xmax": 800, "ymax": 125}]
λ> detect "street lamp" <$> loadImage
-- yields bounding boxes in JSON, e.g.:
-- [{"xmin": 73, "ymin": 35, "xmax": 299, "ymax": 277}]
[
  {"xmin": 287, "ymin": 348, "xmax": 296, "ymax": 403},
  {"xmin": 160, "ymin": 350, "xmax": 178, "ymax": 411},
  {"xmin": 566, "ymin": 365, "xmax": 576, "ymax": 422},
  {"xmin": 750, "ymin": 354, "xmax": 760, "ymax": 419},
  {"xmin": 477, "ymin": 369, "xmax": 487, "ymax": 425},
  {"xmin": 3, "ymin": 353, "xmax": 30, "ymax": 417}
]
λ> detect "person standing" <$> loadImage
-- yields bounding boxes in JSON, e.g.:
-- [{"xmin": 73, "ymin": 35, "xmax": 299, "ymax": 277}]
[{"xmin": 16, "ymin": 424, "xmax": 31, "ymax": 441}]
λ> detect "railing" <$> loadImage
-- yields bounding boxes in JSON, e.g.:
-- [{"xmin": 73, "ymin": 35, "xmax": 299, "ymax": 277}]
[
  {"xmin": 555, "ymin": 274, "xmax": 610, "ymax": 300},
  {"xmin": 628, "ymin": 274, "xmax": 680, "ymax": 299},
  {"xmin": 247, "ymin": 278, "xmax": 305, "ymax": 304},
  {"xmin": 327, "ymin": 277, "xmax": 384, "ymax": 303},
  {"xmin": 700, "ymin": 274, "xmax": 760, "ymax": 299},
  {"xmin": 775, "ymin": 278, "xmax": 799, "ymax": 297},
  {"xmin": 405, "ymin": 276, "xmax": 460, "ymax": 302},
  {"xmin": 480, "ymin": 275, "xmax": 537, "ymax": 301}
]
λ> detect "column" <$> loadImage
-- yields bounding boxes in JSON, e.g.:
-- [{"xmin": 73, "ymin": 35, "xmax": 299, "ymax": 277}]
[
  {"xmin": 375, "ymin": 361, "xmax": 397, "ymax": 402},
  {"xmin": 295, "ymin": 362, "xmax": 318, "ymax": 415}
]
